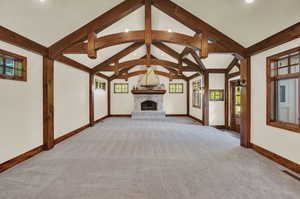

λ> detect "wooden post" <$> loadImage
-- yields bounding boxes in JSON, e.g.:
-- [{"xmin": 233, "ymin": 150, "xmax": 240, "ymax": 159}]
[
  {"xmin": 203, "ymin": 71, "xmax": 209, "ymax": 125},
  {"xmin": 89, "ymin": 73, "xmax": 95, "ymax": 127},
  {"xmin": 225, "ymin": 73, "xmax": 229, "ymax": 129},
  {"xmin": 187, "ymin": 80, "xmax": 190, "ymax": 116},
  {"xmin": 240, "ymin": 57, "xmax": 251, "ymax": 148},
  {"xmin": 107, "ymin": 80, "xmax": 111, "ymax": 116},
  {"xmin": 43, "ymin": 57, "xmax": 54, "ymax": 150}
]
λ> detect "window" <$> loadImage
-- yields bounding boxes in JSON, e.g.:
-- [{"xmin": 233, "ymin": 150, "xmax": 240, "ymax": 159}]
[
  {"xmin": 114, "ymin": 83, "xmax": 129, "ymax": 93},
  {"xmin": 169, "ymin": 83, "xmax": 183, "ymax": 93},
  {"xmin": 192, "ymin": 80, "xmax": 202, "ymax": 108},
  {"xmin": 235, "ymin": 87, "xmax": 241, "ymax": 115},
  {"xmin": 95, "ymin": 79, "xmax": 106, "ymax": 90},
  {"xmin": 209, "ymin": 90, "xmax": 224, "ymax": 101},
  {"xmin": 267, "ymin": 46, "xmax": 300, "ymax": 133},
  {"xmin": 0, "ymin": 49, "xmax": 27, "ymax": 81}
]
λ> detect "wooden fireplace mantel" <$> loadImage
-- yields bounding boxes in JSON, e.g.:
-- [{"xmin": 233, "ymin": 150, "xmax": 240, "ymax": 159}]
[{"xmin": 131, "ymin": 90, "xmax": 166, "ymax": 95}]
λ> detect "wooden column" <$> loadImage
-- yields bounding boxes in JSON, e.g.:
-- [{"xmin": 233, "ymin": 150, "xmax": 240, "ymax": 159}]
[
  {"xmin": 107, "ymin": 80, "xmax": 111, "ymax": 116},
  {"xmin": 89, "ymin": 73, "xmax": 95, "ymax": 127},
  {"xmin": 187, "ymin": 80, "xmax": 190, "ymax": 116},
  {"xmin": 203, "ymin": 71, "xmax": 209, "ymax": 126},
  {"xmin": 43, "ymin": 57, "xmax": 54, "ymax": 150},
  {"xmin": 240, "ymin": 57, "xmax": 251, "ymax": 148},
  {"xmin": 224, "ymin": 74, "xmax": 229, "ymax": 129}
]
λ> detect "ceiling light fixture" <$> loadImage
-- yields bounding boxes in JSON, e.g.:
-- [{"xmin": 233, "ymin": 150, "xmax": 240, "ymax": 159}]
[
  {"xmin": 245, "ymin": 0, "xmax": 254, "ymax": 4},
  {"xmin": 40, "ymin": 0, "xmax": 46, "ymax": 2},
  {"xmin": 125, "ymin": 28, "xmax": 130, "ymax": 33},
  {"xmin": 168, "ymin": 29, "xmax": 172, "ymax": 33}
]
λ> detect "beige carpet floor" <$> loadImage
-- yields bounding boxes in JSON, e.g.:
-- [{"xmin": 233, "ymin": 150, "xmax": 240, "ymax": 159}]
[{"xmin": 0, "ymin": 117, "xmax": 299, "ymax": 199}]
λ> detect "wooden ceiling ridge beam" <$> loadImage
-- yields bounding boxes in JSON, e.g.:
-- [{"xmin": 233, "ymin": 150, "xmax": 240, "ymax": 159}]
[
  {"xmin": 49, "ymin": 0, "xmax": 145, "ymax": 59},
  {"xmin": 145, "ymin": 0, "xmax": 152, "ymax": 67},
  {"xmin": 92, "ymin": 42, "xmax": 144, "ymax": 72},
  {"xmin": 151, "ymin": 0, "xmax": 246, "ymax": 57}
]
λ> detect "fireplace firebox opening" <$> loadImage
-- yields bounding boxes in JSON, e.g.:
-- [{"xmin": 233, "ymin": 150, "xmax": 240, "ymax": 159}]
[{"xmin": 141, "ymin": 100, "xmax": 157, "ymax": 111}]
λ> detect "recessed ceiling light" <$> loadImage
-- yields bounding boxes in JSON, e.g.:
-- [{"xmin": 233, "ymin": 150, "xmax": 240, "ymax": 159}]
[
  {"xmin": 40, "ymin": 0, "xmax": 46, "ymax": 2},
  {"xmin": 168, "ymin": 29, "xmax": 172, "ymax": 33},
  {"xmin": 125, "ymin": 28, "xmax": 130, "ymax": 33},
  {"xmin": 245, "ymin": 0, "xmax": 254, "ymax": 4}
]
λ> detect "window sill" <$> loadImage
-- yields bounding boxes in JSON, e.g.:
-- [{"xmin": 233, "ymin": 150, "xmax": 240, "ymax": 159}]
[
  {"xmin": 0, "ymin": 74, "xmax": 26, "ymax": 82},
  {"xmin": 267, "ymin": 121, "xmax": 300, "ymax": 134}
]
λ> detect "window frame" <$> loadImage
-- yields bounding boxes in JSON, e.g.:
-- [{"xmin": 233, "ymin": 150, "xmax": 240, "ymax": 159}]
[
  {"xmin": 266, "ymin": 46, "xmax": 300, "ymax": 134},
  {"xmin": 114, "ymin": 83, "xmax": 129, "ymax": 94},
  {"xmin": 0, "ymin": 49, "xmax": 27, "ymax": 81},
  {"xmin": 169, "ymin": 83, "xmax": 184, "ymax": 94},
  {"xmin": 192, "ymin": 80, "xmax": 202, "ymax": 109},
  {"xmin": 209, "ymin": 89, "xmax": 225, "ymax": 101}
]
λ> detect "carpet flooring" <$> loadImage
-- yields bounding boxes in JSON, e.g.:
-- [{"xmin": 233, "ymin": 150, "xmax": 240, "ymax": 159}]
[{"xmin": 0, "ymin": 117, "xmax": 299, "ymax": 199}]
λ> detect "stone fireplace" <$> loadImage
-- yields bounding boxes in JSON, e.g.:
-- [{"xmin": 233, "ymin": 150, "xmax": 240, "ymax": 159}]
[{"xmin": 131, "ymin": 90, "xmax": 166, "ymax": 119}]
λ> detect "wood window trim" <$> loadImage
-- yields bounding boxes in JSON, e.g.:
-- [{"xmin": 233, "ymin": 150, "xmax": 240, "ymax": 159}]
[
  {"xmin": 114, "ymin": 83, "xmax": 129, "ymax": 94},
  {"xmin": 169, "ymin": 83, "xmax": 184, "ymax": 94},
  {"xmin": 0, "ymin": 49, "xmax": 27, "ymax": 81},
  {"xmin": 209, "ymin": 89, "xmax": 225, "ymax": 101},
  {"xmin": 192, "ymin": 80, "xmax": 202, "ymax": 109},
  {"xmin": 266, "ymin": 46, "xmax": 300, "ymax": 134}
]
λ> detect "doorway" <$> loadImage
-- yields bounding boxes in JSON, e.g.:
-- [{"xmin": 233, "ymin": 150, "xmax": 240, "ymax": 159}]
[{"xmin": 230, "ymin": 81, "xmax": 241, "ymax": 133}]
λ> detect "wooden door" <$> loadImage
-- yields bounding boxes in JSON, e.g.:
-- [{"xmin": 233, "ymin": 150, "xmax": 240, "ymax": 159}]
[{"xmin": 230, "ymin": 81, "xmax": 241, "ymax": 133}]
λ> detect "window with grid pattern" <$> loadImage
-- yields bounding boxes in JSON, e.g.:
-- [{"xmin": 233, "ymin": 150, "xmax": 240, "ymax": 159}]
[
  {"xmin": 114, "ymin": 83, "xmax": 129, "ymax": 93},
  {"xmin": 0, "ymin": 49, "xmax": 27, "ymax": 81},
  {"xmin": 267, "ymin": 46, "xmax": 300, "ymax": 133},
  {"xmin": 192, "ymin": 80, "xmax": 202, "ymax": 108},
  {"xmin": 169, "ymin": 83, "xmax": 184, "ymax": 93},
  {"xmin": 209, "ymin": 90, "xmax": 224, "ymax": 101},
  {"xmin": 95, "ymin": 79, "xmax": 106, "ymax": 90}
]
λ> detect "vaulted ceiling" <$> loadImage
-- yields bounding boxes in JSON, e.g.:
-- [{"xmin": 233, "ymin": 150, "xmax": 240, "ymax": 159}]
[{"xmin": 1, "ymin": 0, "xmax": 300, "ymax": 78}]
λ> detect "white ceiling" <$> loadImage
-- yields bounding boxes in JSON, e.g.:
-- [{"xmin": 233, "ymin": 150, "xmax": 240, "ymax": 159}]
[{"xmin": 1, "ymin": 0, "xmax": 300, "ymax": 71}]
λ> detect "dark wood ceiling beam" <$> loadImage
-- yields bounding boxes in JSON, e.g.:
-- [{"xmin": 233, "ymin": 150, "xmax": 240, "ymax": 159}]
[
  {"xmin": 246, "ymin": 22, "xmax": 300, "ymax": 56},
  {"xmin": 207, "ymin": 68, "xmax": 227, "ymax": 73},
  {"xmin": 63, "ymin": 30, "xmax": 204, "ymax": 54},
  {"xmin": 201, "ymin": 33, "xmax": 208, "ymax": 58},
  {"xmin": 153, "ymin": 42, "xmax": 203, "ymax": 73},
  {"xmin": 87, "ymin": 32, "xmax": 97, "ymax": 59},
  {"xmin": 96, "ymin": 73, "xmax": 109, "ymax": 80},
  {"xmin": 49, "ymin": 0, "xmax": 145, "ymax": 59},
  {"xmin": 98, "ymin": 58, "xmax": 197, "ymax": 72},
  {"xmin": 111, "ymin": 70, "xmax": 187, "ymax": 81},
  {"xmin": 92, "ymin": 42, "xmax": 143, "ymax": 72},
  {"xmin": 188, "ymin": 72, "xmax": 202, "ymax": 80},
  {"xmin": 145, "ymin": 0, "xmax": 152, "ymax": 47},
  {"xmin": 226, "ymin": 57, "xmax": 239, "ymax": 74},
  {"xmin": 0, "ymin": 26, "xmax": 48, "ymax": 56},
  {"xmin": 190, "ymin": 50, "xmax": 206, "ymax": 71},
  {"xmin": 152, "ymin": 0, "xmax": 246, "ymax": 57},
  {"xmin": 56, "ymin": 55, "xmax": 91, "ymax": 73}
]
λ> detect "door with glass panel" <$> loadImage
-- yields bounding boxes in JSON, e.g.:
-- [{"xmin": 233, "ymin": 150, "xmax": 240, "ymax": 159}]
[{"xmin": 230, "ymin": 81, "xmax": 241, "ymax": 133}]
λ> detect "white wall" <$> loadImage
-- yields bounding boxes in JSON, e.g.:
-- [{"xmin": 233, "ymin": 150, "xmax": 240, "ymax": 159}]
[
  {"xmin": 54, "ymin": 62, "xmax": 89, "ymax": 139},
  {"xmin": 94, "ymin": 76, "xmax": 108, "ymax": 120},
  {"xmin": 251, "ymin": 38, "xmax": 300, "ymax": 164},
  {"xmin": 110, "ymin": 76, "xmax": 187, "ymax": 115},
  {"xmin": 209, "ymin": 73, "xmax": 225, "ymax": 126},
  {"xmin": 0, "ymin": 41, "xmax": 43, "ymax": 164},
  {"xmin": 189, "ymin": 76, "xmax": 203, "ymax": 121}
]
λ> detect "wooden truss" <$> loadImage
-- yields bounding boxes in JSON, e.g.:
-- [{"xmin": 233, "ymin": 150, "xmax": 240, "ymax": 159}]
[{"xmin": 48, "ymin": 0, "xmax": 247, "ymax": 80}]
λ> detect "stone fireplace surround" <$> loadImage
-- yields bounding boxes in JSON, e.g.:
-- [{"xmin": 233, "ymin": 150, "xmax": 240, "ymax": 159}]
[{"xmin": 131, "ymin": 93, "xmax": 166, "ymax": 119}]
